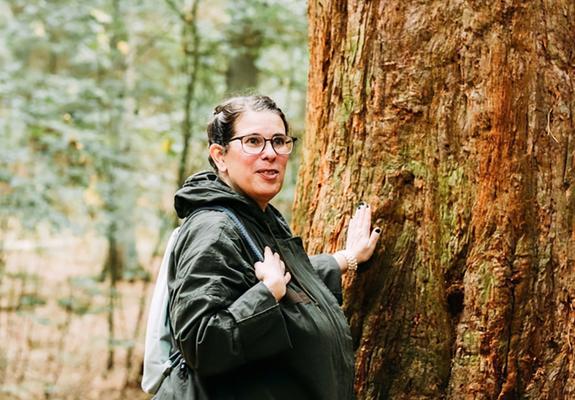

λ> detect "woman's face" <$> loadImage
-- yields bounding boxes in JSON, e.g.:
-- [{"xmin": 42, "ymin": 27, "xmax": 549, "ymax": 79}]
[{"xmin": 212, "ymin": 110, "xmax": 289, "ymax": 210}]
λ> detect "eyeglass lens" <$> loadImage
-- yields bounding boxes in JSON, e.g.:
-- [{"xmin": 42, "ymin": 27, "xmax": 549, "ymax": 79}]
[{"xmin": 242, "ymin": 134, "xmax": 293, "ymax": 154}]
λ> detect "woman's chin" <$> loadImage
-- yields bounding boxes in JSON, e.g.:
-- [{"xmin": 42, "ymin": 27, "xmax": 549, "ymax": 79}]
[{"xmin": 251, "ymin": 185, "xmax": 282, "ymax": 206}]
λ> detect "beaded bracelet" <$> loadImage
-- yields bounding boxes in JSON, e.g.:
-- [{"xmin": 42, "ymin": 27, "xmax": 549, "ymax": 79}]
[{"xmin": 342, "ymin": 251, "xmax": 358, "ymax": 272}]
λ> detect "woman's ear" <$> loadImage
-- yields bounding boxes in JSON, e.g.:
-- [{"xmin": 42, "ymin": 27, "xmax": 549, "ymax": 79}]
[{"xmin": 209, "ymin": 143, "xmax": 227, "ymax": 173}]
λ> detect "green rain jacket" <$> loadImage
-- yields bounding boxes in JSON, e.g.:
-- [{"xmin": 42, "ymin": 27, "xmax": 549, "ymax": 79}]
[{"xmin": 163, "ymin": 171, "xmax": 354, "ymax": 400}]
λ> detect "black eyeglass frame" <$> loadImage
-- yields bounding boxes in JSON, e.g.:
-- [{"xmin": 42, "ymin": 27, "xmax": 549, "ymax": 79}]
[{"xmin": 227, "ymin": 134, "xmax": 298, "ymax": 155}]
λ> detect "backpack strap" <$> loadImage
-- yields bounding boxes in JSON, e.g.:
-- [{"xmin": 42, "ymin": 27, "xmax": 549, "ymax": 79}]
[{"xmin": 206, "ymin": 205, "xmax": 264, "ymax": 262}]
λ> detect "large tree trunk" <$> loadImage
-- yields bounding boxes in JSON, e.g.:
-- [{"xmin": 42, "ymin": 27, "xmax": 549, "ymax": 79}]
[{"xmin": 292, "ymin": 1, "xmax": 575, "ymax": 399}]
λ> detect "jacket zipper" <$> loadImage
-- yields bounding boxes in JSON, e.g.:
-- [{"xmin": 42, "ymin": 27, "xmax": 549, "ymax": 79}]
[
  {"xmin": 264, "ymin": 223, "xmax": 353, "ymax": 399},
  {"xmin": 261, "ymin": 215, "xmax": 352, "ymax": 399}
]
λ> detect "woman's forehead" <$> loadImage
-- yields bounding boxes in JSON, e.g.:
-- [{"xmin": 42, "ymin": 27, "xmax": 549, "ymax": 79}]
[{"xmin": 233, "ymin": 110, "xmax": 286, "ymax": 135}]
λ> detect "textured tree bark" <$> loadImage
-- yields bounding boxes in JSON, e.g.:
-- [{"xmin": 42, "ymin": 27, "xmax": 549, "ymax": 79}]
[{"xmin": 292, "ymin": 1, "xmax": 575, "ymax": 398}]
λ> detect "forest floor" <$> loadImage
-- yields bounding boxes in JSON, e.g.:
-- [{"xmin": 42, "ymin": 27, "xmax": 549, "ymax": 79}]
[{"xmin": 0, "ymin": 228, "xmax": 154, "ymax": 400}]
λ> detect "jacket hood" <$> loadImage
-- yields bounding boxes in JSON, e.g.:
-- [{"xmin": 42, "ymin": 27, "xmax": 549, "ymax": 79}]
[{"xmin": 174, "ymin": 170, "xmax": 258, "ymax": 219}]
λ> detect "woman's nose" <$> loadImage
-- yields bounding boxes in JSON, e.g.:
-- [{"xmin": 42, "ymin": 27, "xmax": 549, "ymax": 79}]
[{"xmin": 261, "ymin": 140, "xmax": 277, "ymax": 158}]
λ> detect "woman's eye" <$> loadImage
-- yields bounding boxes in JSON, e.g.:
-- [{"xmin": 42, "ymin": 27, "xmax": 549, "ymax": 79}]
[
  {"xmin": 272, "ymin": 137, "xmax": 287, "ymax": 146},
  {"xmin": 245, "ymin": 136, "xmax": 262, "ymax": 145}
]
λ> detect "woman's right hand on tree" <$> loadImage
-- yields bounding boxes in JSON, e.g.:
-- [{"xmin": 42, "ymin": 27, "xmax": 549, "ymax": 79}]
[
  {"xmin": 333, "ymin": 202, "xmax": 381, "ymax": 273},
  {"xmin": 345, "ymin": 202, "xmax": 381, "ymax": 264},
  {"xmin": 255, "ymin": 246, "xmax": 291, "ymax": 301}
]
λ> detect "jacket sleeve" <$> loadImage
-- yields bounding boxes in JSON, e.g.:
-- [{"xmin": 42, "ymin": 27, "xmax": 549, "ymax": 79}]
[
  {"xmin": 308, "ymin": 254, "xmax": 343, "ymax": 305},
  {"xmin": 169, "ymin": 213, "xmax": 292, "ymax": 377}
]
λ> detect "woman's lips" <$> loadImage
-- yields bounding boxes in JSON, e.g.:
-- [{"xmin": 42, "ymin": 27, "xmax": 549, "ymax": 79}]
[{"xmin": 256, "ymin": 169, "xmax": 280, "ymax": 179}]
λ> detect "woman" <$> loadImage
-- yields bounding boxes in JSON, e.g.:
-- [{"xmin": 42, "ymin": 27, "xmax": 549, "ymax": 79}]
[{"xmin": 160, "ymin": 95, "xmax": 380, "ymax": 400}]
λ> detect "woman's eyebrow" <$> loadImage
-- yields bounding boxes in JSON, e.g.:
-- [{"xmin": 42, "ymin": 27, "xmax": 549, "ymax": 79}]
[{"xmin": 243, "ymin": 132, "xmax": 287, "ymax": 136}]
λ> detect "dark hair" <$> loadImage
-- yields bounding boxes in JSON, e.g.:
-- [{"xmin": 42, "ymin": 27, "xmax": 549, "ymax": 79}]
[{"xmin": 207, "ymin": 95, "xmax": 289, "ymax": 169}]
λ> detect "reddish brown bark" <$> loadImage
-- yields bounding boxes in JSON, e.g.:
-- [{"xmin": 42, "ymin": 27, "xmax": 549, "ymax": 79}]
[{"xmin": 292, "ymin": 1, "xmax": 575, "ymax": 398}]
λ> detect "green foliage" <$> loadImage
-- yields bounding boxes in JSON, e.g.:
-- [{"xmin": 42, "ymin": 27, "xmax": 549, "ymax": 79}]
[
  {"xmin": 57, "ymin": 275, "xmax": 105, "ymax": 315},
  {"xmin": 109, "ymin": 338, "xmax": 135, "ymax": 349},
  {"xmin": 18, "ymin": 293, "xmax": 47, "ymax": 309},
  {"xmin": 69, "ymin": 275, "xmax": 103, "ymax": 296},
  {"xmin": 57, "ymin": 296, "xmax": 92, "ymax": 315},
  {"xmin": 0, "ymin": 0, "xmax": 308, "ymax": 255}
]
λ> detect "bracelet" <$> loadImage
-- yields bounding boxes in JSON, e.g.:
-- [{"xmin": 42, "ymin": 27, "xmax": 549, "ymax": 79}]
[{"xmin": 342, "ymin": 251, "xmax": 358, "ymax": 272}]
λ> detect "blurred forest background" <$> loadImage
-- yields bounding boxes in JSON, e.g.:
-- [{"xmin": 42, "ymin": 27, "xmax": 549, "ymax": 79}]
[{"xmin": 0, "ymin": 0, "xmax": 308, "ymax": 398}]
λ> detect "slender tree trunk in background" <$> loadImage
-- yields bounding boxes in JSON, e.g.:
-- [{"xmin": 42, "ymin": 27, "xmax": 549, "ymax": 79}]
[
  {"xmin": 292, "ymin": 1, "xmax": 575, "ymax": 399},
  {"xmin": 225, "ymin": 1, "xmax": 263, "ymax": 94},
  {"xmin": 225, "ymin": 26, "xmax": 262, "ymax": 93},
  {"xmin": 169, "ymin": 0, "xmax": 202, "ymax": 190},
  {"xmin": 0, "ymin": 217, "xmax": 8, "ymax": 386},
  {"xmin": 0, "ymin": 218, "xmax": 6, "ymax": 286},
  {"xmin": 100, "ymin": 0, "xmax": 141, "ymax": 281},
  {"xmin": 102, "ymin": 0, "xmax": 140, "ymax": 370},
  {"xmin": 106, "ymin": 222, "xmax": 119, "ymax": 371}
]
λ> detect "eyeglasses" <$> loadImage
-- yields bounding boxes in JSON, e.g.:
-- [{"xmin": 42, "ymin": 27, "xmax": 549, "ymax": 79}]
[{"xmin": 227, "ymin": 134, "xmax": 297, "ymax": 155}]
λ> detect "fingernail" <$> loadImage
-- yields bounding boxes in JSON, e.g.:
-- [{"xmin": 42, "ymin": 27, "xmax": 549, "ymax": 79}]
[{"xmin": 375, "ymin": 228, "xmax": 381, "ymax": 233}]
